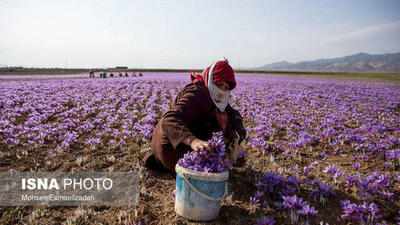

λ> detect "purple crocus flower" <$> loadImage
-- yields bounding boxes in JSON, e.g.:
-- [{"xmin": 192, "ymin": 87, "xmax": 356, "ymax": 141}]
[
  {"xmin": 386, "ymin": 149, "xmax": 400, "ymax": 160},
  {"xmin": 290, "ymin": 165, "xmax": 298, "ymax": 172},
  {"xmin": 340, "ymin": 200, "xmax": 381, "ymax": 224},
  {"xmin": 380, "ymin": 191, "xmax": 394, "ymax": 200},
  {"xmin": 345, "ymin": 175, "xmax": 359, "ymax": 188},
  {"xmin": 257, "ymin": 216, "xmax": 276, "ymax": 225},
  {"xmin": 352, "ymin": 163, "xmax": 361, "ymax": 170},
  {"xmin": 238, "ymin": 150, "xmax": 246, "ymax": 158},
  {"xmin": 282, "ymin": 195, "xmax": 306, "ymax": 209},
  {"xmin": 297, "ymin": 204, "xmax": 318, "ymax": 216},
  {"xmin": 383, "ymin": 162, "xmax": 392, "ymax": 168},
  {"xmin": 254, "ymin": 191, "xmax": 264, "ymax": 199},
  {"xmin": 303, "ymin": 166, "xmax": 311, "ymax": 175},
  {"xmin": 323, "ymin": 165, "xmax": 340, "ymax": 174},
  {"xmin": 311, "ymin": 179, "xmax": 335, "ymax": 203},
  {"xmin": 249, "ymin": 197, "xmax": 260, "ymax": 206},
  {"xmin": 305, "ymin": 178, "xmax": 313, "ymax": 186},
  {"xmin": 287, "ymin": 175, "xmax": 302, "ymax": 186}
]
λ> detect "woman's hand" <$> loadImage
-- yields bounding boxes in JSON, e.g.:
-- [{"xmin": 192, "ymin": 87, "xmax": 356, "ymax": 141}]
[{"xmin": 190, "ymin": 138, "xmax": 211, "ymax": 152}]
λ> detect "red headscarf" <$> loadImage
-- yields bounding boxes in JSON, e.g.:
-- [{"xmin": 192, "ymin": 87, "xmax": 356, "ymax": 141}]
[
  {"xmin": 190, "ymin": 60, "xmax": 236, "ymax": 90},
  {"xmin": 190, "ymin": 59, "xmax": 237, "ymax": 140}
]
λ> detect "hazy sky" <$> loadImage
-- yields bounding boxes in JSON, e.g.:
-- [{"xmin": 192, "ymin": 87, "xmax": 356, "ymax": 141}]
[{"xmin": 1, "ymin": 0, "xmax": 400, "ymax": 69}]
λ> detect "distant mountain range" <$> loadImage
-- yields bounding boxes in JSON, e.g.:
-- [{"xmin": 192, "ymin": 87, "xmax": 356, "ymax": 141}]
[{"xmin": 254, "ymin": 52, "xmax": 400, "ymax": 73}]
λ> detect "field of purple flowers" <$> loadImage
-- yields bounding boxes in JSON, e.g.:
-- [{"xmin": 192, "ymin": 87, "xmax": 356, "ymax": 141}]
[
  {"xmin": 0, "ymin": 73, "xmax": 399, "ymax": 224},
  {"xmin": 0, "ymin": 73, "xmax": 90, "ymax": 80}
]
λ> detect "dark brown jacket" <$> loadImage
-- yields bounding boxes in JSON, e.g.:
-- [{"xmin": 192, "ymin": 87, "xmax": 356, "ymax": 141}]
[{"xmin": 141, "ymin": 81, "xmax": 244, "ymax": 172}]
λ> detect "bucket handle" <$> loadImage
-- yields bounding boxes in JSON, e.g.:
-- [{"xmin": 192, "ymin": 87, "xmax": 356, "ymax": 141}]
[{"xmin": 181, "ymin": 173, "xmax": 227, "ymax": 202}]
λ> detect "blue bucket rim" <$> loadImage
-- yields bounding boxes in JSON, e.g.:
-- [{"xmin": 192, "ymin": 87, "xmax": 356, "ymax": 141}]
[{"xmin": 175, "ymin": 164, "xmax": 229, "ymax": 181}]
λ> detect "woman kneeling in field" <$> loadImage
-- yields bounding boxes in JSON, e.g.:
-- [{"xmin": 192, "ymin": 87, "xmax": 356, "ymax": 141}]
[{"xmin": 141, "ymin": 58, "xmax": 246, "ymax": 174}]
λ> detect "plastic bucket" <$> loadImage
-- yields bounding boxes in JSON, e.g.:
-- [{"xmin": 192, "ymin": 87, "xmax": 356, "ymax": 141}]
[{"xmin": 175, "ymin": 164, "xmax": 228, "ymax": 221}]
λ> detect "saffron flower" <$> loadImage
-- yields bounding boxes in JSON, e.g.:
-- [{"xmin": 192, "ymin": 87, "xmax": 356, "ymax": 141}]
[
  {"xmin": 257, "ymin": 216, "xmax": 276, "ymax": 225},
  {"xmin": 177, "ymin": 132, "xmax": 231, "ymax": 173}
]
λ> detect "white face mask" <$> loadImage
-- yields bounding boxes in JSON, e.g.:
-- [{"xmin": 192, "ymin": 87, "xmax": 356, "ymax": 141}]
[{"xmin": 208, "ymin": 61, "xmax": 231, "ymax": 112}]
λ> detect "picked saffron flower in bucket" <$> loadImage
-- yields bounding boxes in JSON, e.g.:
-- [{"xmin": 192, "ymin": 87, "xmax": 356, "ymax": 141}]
[{"xmin": 177, "ymin": 132, "xmax": 232, "ymax": 173}]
